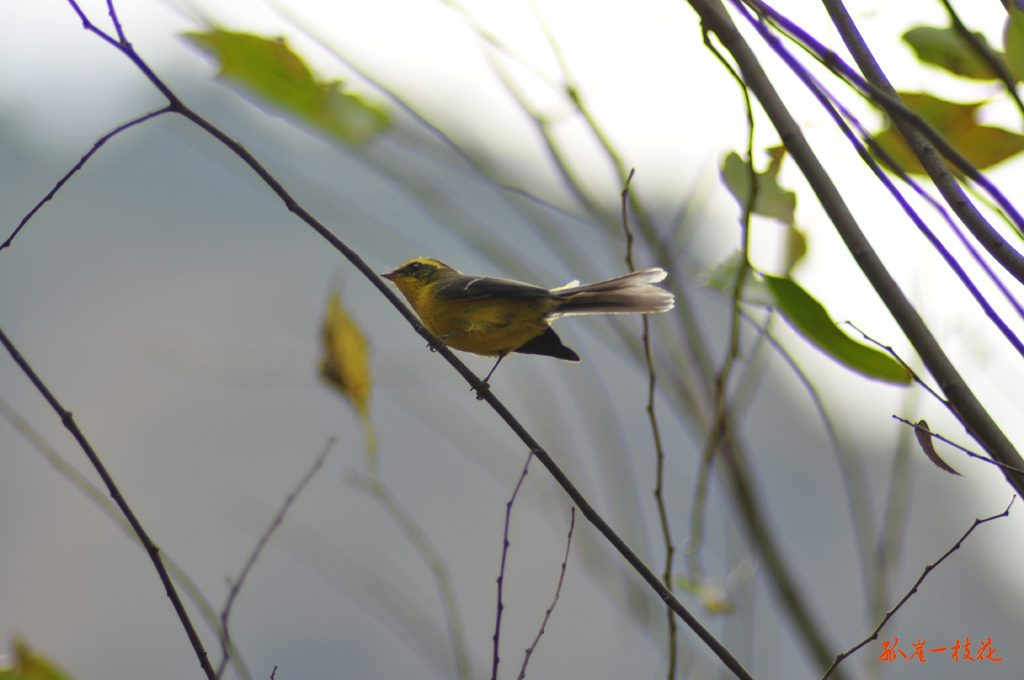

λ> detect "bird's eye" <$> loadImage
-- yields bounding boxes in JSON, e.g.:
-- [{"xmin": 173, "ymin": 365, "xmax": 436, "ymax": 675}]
[{"xmin": 406, "ymin": 262, "xmax": 422, "ymax": 272}]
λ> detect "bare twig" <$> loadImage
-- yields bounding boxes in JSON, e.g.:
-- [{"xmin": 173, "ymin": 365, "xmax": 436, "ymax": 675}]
[
  {"xmin": 892, "ymin": 416, "xmax": 1024, "ymax": 475},
  {"xmin": 216, "ymin": 440, "xmax": 334, "ymax": 678},
  {"xmin": 492, "ymin": 451, "xmax": 534, "ymax": 680},
  {"xmin": 1, "ymin": 107, "xmax": 172, "ymax": 251},
  {"xmin": 517, "ymin": 507, "xmax": 576, "ymax": 680},
  {"xmin": 0, "ymin": 325, "xmax": 218, "ymax": 680},
  {"xmin": 841, "ymin": 322, "xmax": 948, "ymax": 405},
  {"xmin": 820, "ymin": 497, "xmax": 1016, "ymax": 680},
  {"xmin": 621, "ymin": 168, "xmax": 677, "ymax": 678},
  {"xmin": 58, "ymin": 3, "xmax": 756, "ymax": 678}
]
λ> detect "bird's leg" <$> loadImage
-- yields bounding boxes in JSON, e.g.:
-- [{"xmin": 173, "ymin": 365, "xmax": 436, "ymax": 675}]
[
  {"xmin": 473, "ymin": 355, "xmax": 506, "ymax": 400},
  {"xmin": 483, "ymin": 356, "xmax": 505, "ymax": 384}
]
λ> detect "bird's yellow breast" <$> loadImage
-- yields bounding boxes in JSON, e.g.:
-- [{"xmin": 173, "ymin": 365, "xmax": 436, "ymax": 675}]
[{"xmin": 404, "ymin": 282, "xmax": 556, "ymax": 357}]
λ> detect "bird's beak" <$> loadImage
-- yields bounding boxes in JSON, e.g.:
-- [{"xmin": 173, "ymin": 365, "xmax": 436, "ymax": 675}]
[{"xmin": 381, "ymin": 271, "xmax": 396, "ymax": 281}]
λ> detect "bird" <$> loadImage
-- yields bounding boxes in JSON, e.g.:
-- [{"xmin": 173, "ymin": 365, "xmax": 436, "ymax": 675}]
[{"xmin": 382, "ymin": 257, "xmax": 675, "ymax": 383}]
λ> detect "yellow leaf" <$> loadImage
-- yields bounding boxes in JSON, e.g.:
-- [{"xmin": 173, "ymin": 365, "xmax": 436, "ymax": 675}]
[
  {"xmin": 0, "ymin": 640, "xmax": 76, "ymax": 680},
  {"xmin": 873, "ymin": 92, "xmax": 1024, "ymax": 173},
  {"xmin": 319, "ymin": 290, "xmax": 371, "ymax": 416}
]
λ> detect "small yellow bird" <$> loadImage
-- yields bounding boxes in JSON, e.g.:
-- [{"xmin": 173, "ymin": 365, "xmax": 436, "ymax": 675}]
[{"xmin": 382, "ymin": 258, "xmax": 675, "ymax": 382}]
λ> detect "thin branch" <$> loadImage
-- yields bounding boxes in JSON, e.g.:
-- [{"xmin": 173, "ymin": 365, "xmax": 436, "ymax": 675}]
[
  {"xmin": 822, "ymin": 0, "xmax": 1024, "ymax": 280},
  {"xmin": 105, "ymin": 0, "xmax": 127, "ymax": 44},
  {"xmin": 216, "ymin": 439, "xmax": 334, "ymax": 678},
  {"xmin": 820, "ymin": 497, "xmax": 1016, "ymax": 680},
  {"xmin": 1, "ymin": 107, "xmax": 173, "ymax": 251},
  {"xmin": 688, "ymin": 30, "xmax": 759, "ymax": 587},
  {"xmin": 621, "ymin": 169, "xmax": 676, "ymax": 679},
  {"xmin": 492, "ymin": 452, "xmax": 534, "ymax": 680},
  {"xmin": 892, "ymin": 416, "xmax": 1024, "ymax": 475},
  {"xmin": 938, "ymin": 0, "xmax": 1024, "ymax": 121},
  {"xmin": 517, "ymin": 507, "xmax": 575, "ymax": 680},
  {"xmin": 693, "ymin": 0, "xmax": 1024, "ymax": 499},
  {"xmin": 870, "ymin": 142, "xmax": 1024, "ymax": 327},
  {"xmin": 0, "ymin": 325, "xmax": 217, "ymax": 680},
  {"xmin": 739, "ymin": 0, "xmax": 1024, "ymax": 243},
  {"xmin": 734, "ymin": 2, "xmax": 1024, "ymax": 361},
  {"xmin": 0, "ymin": 396, "xmax": 247, "ymax": 679},
  {"xmin": 62, "ymin": 3, "xmax": 756, "ymax": 677}
]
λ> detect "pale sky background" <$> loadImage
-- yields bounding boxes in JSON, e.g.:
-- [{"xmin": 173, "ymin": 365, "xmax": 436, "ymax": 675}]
[{"xmin": 2, "ymin": 1, "xmax": 1024, "ymax": 679}]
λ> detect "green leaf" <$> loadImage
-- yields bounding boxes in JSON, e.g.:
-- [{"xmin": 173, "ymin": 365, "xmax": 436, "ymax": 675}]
[
  {"xmin": 873, "ymin": 92, "xmax": 1024, "ymax": 173},
  {"xmin": 720, "ymin": 147, "xmax": 796, "ymax": 225},
  {"xmin": 903, "ymin": 26, "xmax": 1006, "ymax": 81},
  {"xmin": 1005, "ymin": 4, "xmax": 1024, "ymax": 82},
  {"xmin": 183, "ymin": 30, "xmax": 389, "ymax": 144},
  {"xmin": 764, "ymin": 276, "xmax": 912, "ymax": 385},
  {"xmin": 700, "ymin": 251, "xmax": 773, "ymax": 305}
]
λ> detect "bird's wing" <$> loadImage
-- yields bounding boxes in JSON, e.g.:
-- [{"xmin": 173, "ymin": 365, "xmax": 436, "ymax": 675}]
[{"xmin": 434, "ymin": 274, "xmax": 557, "ymax": 301}]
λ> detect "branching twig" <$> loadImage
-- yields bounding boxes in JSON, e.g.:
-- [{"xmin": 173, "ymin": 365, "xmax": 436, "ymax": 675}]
[
  {"xmin": 51, "ymin": 4, "xmax": 757, "ymax": 678},
  {"xmin": 517, "ymin": 507, "xmax": 576, "ymax": 680},
  {"xmin": 492, "ymin": 451, "xmax": 534, "ymax": 680},
  {"xmin": 841, "ymin": 322, "xmax": 947, "ymax": 404},
  {"xmin": 820, "ymin": 497, "xmax": 1016, "ymax": 680},
  {"xmin": 216, "ymin": 439, "xmax": 334, "ymax": 678},
  {"xmin": 0, "ymin": 325, "xmax": 218, "ymax": 680}
]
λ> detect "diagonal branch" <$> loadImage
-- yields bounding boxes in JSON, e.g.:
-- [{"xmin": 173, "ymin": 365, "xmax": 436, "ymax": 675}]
[
  {"xmin": 740, "ymin": 0, "xmax": 1024, "ymax": 257},
  {"xmin": 0, "ymin": 326, "xmax": 217, "ymax": 680},
  {"xmin": 1, "ymin": 107, "xmax": 173, "ymax": 251},
  {"xmin": 216, "ymin": 440, "xmax": 333, "ymax": 678},
  {"xmin": 55, "ymin": 2, "xmax": 756, "ymax": 678},
  {"xmin": 517, "ymin": 507, "xmax": 576, "ymax": 680},
  {"xmin": 821, "ymin": 497, "xmax": 1015, "ymax": 679},
  {"xmin": 819, "ymin": 0, "xmax": 1024, "ymax": 284},
  {"xmin": 735, "ymin": 2, "xmax": 1024, "ymax": 361},
  {"xmin": 690, "ymin": 0, "xmax": 1024, "ymax": 499}
]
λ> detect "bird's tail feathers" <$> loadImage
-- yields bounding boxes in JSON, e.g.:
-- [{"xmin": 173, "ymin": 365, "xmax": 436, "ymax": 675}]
[{"xmin": 550, "ymin": 268, "xmax": 675, "ymax": 316}]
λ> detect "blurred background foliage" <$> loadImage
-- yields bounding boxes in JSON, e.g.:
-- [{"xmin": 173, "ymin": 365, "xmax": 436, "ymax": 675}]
[{"xmin": 2, "ymin": 1, "xmax": 1024, "ymax": 679}]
